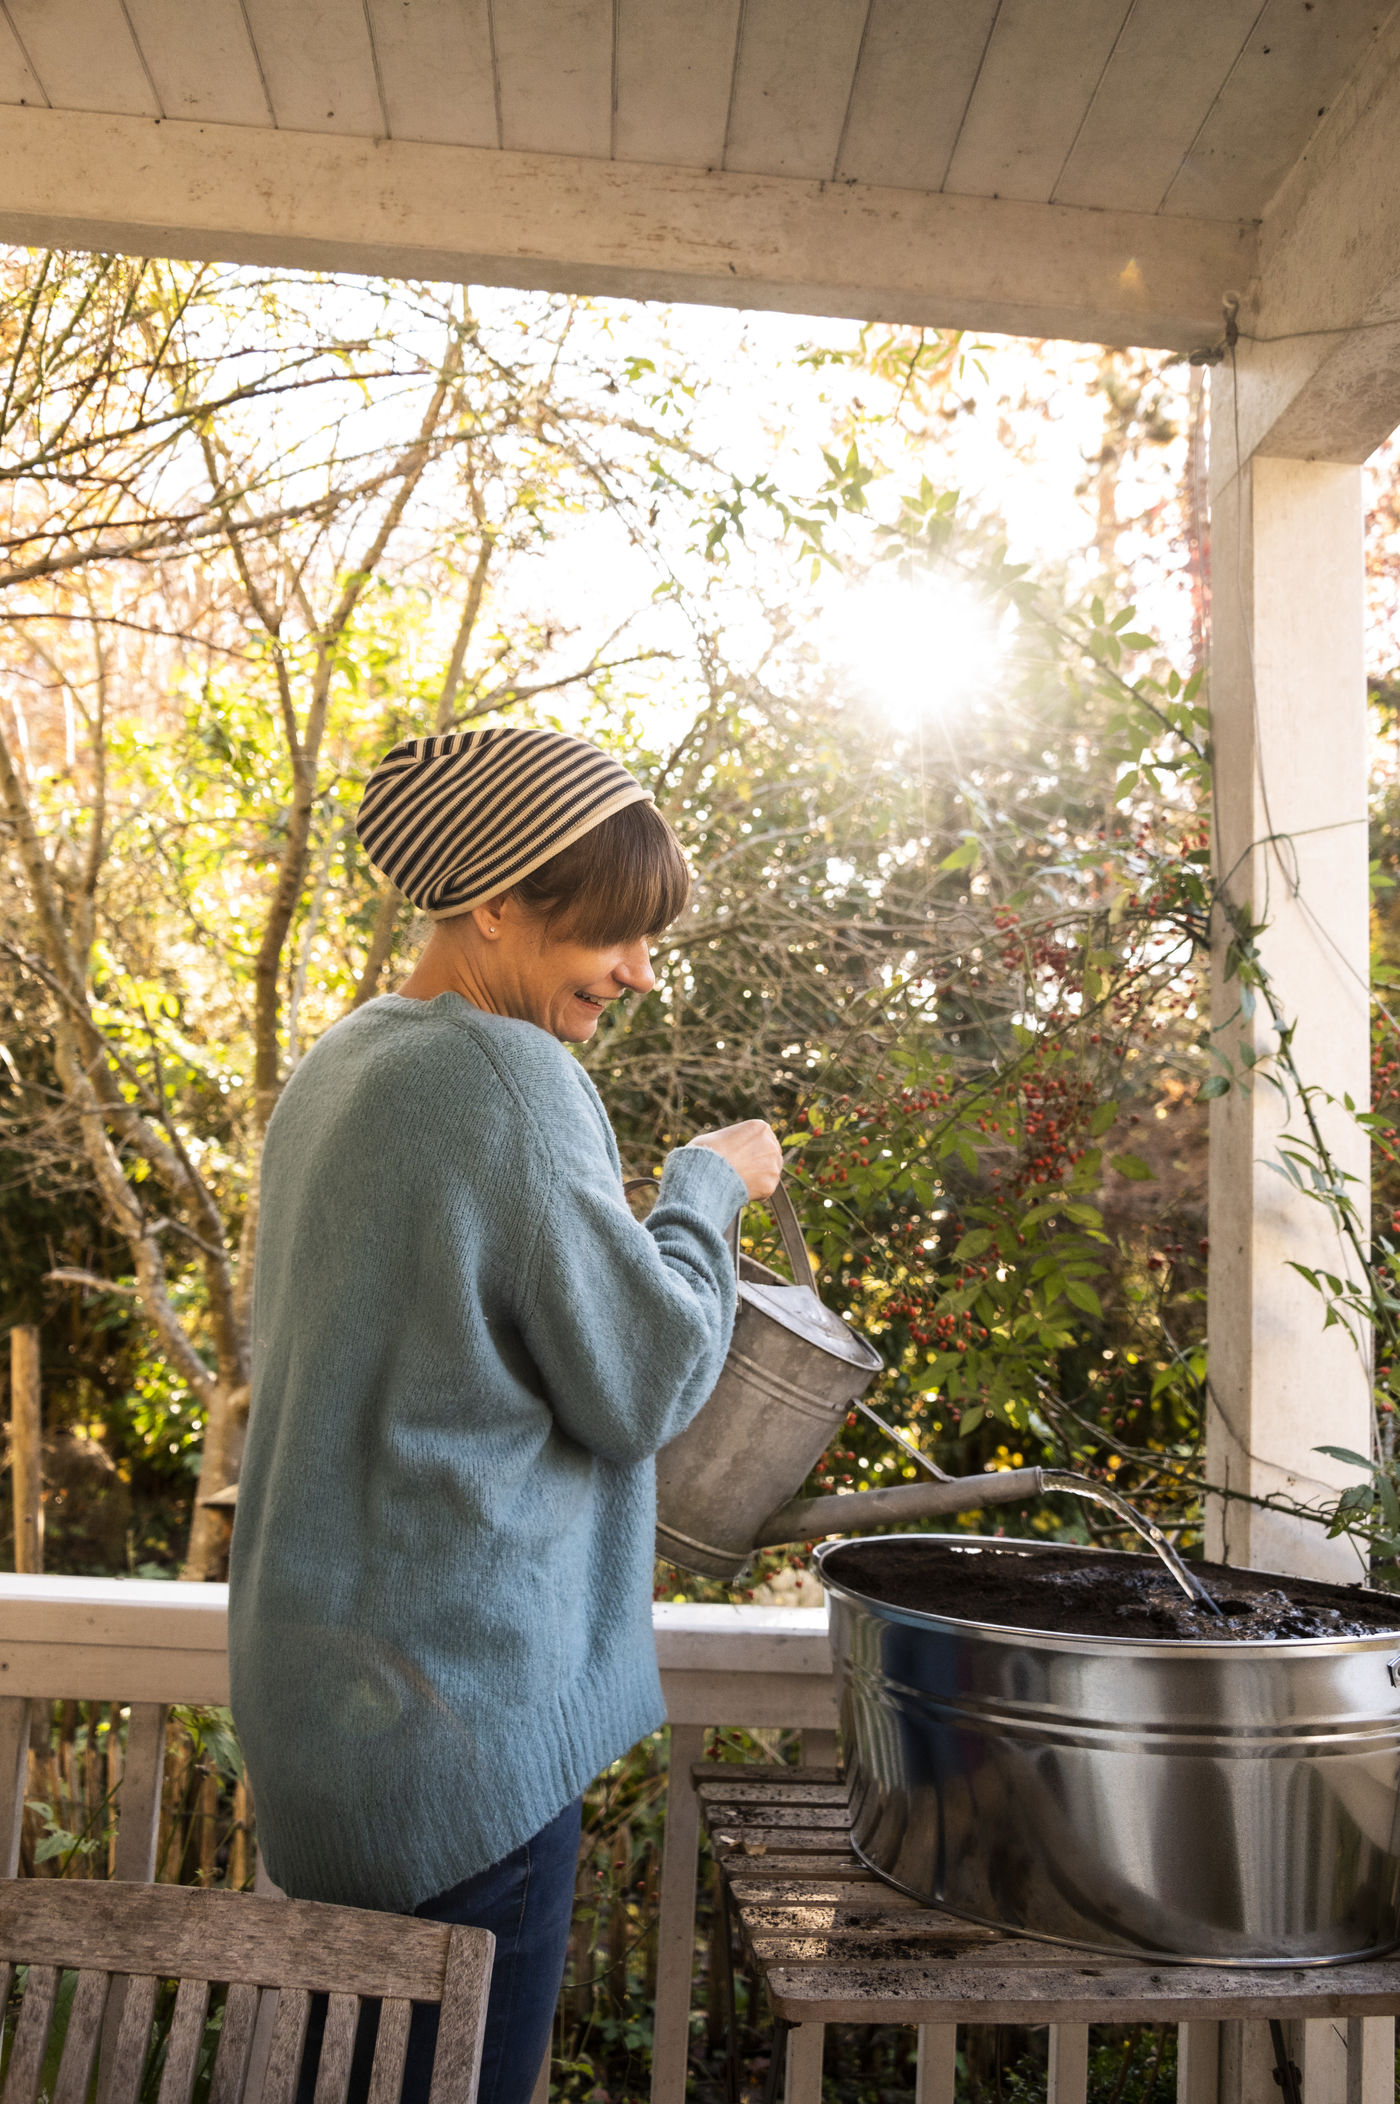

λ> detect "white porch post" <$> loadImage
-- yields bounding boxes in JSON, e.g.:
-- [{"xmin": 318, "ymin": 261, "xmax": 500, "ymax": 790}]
[
  {"xmin": 1205, "ymin": 435, "xmax": 1372, "ymax": 1582},
  {"xmin": 1200, "ymin": 0, "xmax": 1400, "ymax": 1594}
]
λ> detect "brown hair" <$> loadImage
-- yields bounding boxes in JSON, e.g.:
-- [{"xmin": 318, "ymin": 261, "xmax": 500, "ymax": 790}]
[{"xmin": 511, "ymin": 798, "xmax": 691, "ymax": 946}]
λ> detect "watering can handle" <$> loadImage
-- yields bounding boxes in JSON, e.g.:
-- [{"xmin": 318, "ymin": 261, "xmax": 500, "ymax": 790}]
[
  {"xmin": 622, "ymin": 1173, "xmax": 818, "ymax": 1296},
  {"xmin": 740, "ymin": 1178, "xmax": 819, "ymax": 1295}
]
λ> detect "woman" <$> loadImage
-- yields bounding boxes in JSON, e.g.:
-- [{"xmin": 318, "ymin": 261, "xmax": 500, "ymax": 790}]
[{"xmin": 229, "ymin": 725, "xmax": 780, "ymax": 2104}]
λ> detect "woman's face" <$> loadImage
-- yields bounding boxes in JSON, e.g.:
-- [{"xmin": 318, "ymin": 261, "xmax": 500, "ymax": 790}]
[{"xmin": 488, "ymin": 899, "xmax": 656, "ymax": 1043}]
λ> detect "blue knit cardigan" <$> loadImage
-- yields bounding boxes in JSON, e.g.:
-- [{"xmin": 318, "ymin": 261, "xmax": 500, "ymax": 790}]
[{"xmin": 228, "ymin": 992, "xmax": 745, "ymax": 1910}]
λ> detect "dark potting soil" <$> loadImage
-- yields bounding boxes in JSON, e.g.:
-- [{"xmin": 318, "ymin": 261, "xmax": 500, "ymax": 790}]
[{"xmin": 821, "ymin": 1537, "xmax": 1400, "ymax": 1641}]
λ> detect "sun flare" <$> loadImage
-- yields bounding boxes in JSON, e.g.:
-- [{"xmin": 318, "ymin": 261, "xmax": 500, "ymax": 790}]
[{"xmin": 825, "ymin": 572, "xmax": 1008, "ymax": 723}]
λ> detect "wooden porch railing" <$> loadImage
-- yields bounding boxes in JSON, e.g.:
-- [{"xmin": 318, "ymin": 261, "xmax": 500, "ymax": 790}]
[
  {"xmin": 0, "ymin": 1576, "xmax": 837, "ymax": 2104},
  {"xmin": 0, "ymin": 1577, "xmax": 1392, "ymax": 2104}
]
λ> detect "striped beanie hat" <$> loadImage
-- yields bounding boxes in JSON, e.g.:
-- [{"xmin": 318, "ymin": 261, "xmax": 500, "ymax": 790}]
[{"xmin": 355, "ymin": 727, "xmax": 654, "ymax": 918}]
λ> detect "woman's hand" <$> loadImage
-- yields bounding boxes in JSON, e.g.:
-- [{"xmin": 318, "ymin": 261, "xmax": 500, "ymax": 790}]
[{"xmin": 688, "ymin": 1120, "xmax": 784, "ymax": 1201}]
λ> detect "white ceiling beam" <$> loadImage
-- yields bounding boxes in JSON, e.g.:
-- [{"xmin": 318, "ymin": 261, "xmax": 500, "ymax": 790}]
[
  {"xmin": 1223, "ymin": 6, "xmax": 1400, "ymax": 471},
  {"xmin": 0, "ymin": 104, "xmax": 1253, "ymax": 352}
]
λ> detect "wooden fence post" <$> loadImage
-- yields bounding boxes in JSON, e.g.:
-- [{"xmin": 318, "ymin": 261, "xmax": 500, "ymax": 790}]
[{"xmin": 9, "ymin": 1324, "xmax": 42, "ymax": 1573}]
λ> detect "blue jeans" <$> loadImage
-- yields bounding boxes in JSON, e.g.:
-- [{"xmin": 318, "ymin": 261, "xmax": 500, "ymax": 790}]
[
  {"xmin": 298, "ymin": 1799, "xmax": 581, "ymax": 2104},
  {"xmin": 411, "ymin": 1798, "xmax": 582, "ymax": 2104}
]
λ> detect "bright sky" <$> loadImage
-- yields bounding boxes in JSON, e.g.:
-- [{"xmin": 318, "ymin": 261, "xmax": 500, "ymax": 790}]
[
  {"xmin": 467, "ymin": 292, "xmax": 1203, "ymax": 750},
  {"xmin": 165, "ymin": 269, "xmax": 1399, "ymax": 760}
]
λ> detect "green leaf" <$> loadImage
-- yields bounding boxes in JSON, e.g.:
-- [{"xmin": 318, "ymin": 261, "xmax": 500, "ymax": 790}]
[
  {"xmin": 940, "ymin": 835, "xmax": 980, "ymax": 871},
  {"xmin": 1198, "ymin": 1074, "xmax": 1230, "ymax": 1100},
  {"xmin": 1380, "ymin": 1478, "xmax": 1400, "ymax": 1533},
  {"xmin": 1063, "ymin": 1279, "xmax": 1103, "ymax": 1317},
  {"xmin": 1315, "ymin": 1444, "xmax": 1380, "ymax": 1475},
  {"xmin": 1109, "ymin": 1152, "xmax": 1155, "ymax": 1181},
  {"xmin": 1088, "ymin": 1100, "xmax": 1119, "ymax": 1137},
  {"xmin": 34, "ymin": 1830, "xmax": 80, "ymax": 1865},
  {"xmin": 953, "ymin": 1229, "xmax": 995, "ymax": 1259}
]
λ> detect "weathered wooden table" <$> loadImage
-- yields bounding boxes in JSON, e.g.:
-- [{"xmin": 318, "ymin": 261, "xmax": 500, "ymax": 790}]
[{"xmin": 697, "ymin": 1767, "xmax": 1400, "ymax": 2104}]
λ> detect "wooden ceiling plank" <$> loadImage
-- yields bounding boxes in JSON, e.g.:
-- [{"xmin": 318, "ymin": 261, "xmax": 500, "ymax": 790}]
[
  {"xmin": 835, "ymin": 0, "xmax": 999, "ymax": 191},
  {"xmin": 1161, "ymin": 0, "xmax": 1388, "ymax": 223},
  {"xmin": 613, "ymin": 0, "xmax": 742, "ymax": 169},
  {"xmin": 492, "ymin": 0, "xmax": 611, "ymax": 161},
  {"xmin": 120, "ymin": 0, "xmax": 272, "ymax": 127},
  {"xmin": 4, "ymin": 0, "xmax": 157, "ymax": 117},
  {"xmin": 943, "ymin": 0, "xmax": 1134, "ymax": 204},
  {"xmin": 240, "ymin": 0, "xmax": 383, "ymax": 135},
  {"xmin": 1053, "ymin": 0, "xmax": 1262, "ymax": 215},
  {"xmin": 364, "ymin": 0, "xmax": 496, "ymax": 148},
  {"xmin": 0, "ymin": 106, "xmax": 1254, "ymax": 353},
  {"xmin": 724, "ymin": 0, "xmax": 871, "ymax": 182},
  {"xmin": 0, "ymin": 9, "xmax": 47, "ymax": 107}
]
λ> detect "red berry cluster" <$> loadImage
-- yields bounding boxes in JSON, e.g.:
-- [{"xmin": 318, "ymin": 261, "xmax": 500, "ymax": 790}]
[
  {"xmin": 992, "ymin": 906, "xmax": 1078, "ymax": 984},
  {"xmin": 1372, "ymin": 1034, "xmax": 1400, "ymax": 1178},
  {"xmin": 997, "ymin": 1059, "xmax": 1095, "ymax": 1196},
  {"xmin": 795, "ymin": 1083, "xmax": 956, "ymax": 1190},
  {"xmin": 880, "ymin": 1264, "xmax": 994, "ymax": 1351},
  {"xmin": 1146, "ymin": 1239, "xmax": 1203, "ymax": 1272}
]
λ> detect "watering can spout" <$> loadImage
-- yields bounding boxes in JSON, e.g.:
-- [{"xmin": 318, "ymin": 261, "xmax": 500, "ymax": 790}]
[{"xmin": 753, "ymin": 1468, "xmax": 1046, "ymax": 1549}]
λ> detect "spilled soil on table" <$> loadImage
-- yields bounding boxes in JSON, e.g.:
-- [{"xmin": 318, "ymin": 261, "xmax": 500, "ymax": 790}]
[{"xmin": 821, "ymin": 1538, "xmax": 1400, "ymax": 1641}]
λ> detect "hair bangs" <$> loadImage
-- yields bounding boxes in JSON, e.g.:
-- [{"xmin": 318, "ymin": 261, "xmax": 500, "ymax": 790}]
[{"xmin": 514, "ymin": 799, "xmax": 691, "ymax": 946}]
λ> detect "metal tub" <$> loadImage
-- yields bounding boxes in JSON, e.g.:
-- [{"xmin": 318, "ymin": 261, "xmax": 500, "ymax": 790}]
[{"xmin": 817, "ymin": 1535, "xmax": 1400, "ymax": 1966}]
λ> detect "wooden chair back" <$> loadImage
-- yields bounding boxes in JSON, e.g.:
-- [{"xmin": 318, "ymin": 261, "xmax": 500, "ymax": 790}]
[{"xmin": 0, "ymin": 1878, "xmax": 493, "ymax": 2104}]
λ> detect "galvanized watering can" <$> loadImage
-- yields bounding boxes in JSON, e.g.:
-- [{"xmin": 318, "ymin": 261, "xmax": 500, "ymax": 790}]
[{"xmin": 643, "ymin": 1179, "xmax": 1044, "ymax": 1581}]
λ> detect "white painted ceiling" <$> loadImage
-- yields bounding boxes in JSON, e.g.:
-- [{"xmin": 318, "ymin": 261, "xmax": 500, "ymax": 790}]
[{"xmin": 0, "ymin": 0, "xmax": 1390, "ymax": 229}]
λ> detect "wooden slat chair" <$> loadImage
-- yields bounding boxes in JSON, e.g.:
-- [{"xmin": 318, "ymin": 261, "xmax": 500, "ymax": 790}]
[{"xmin": 0, "ymin": 1880, "xmax": 493, "ymax": 2104}]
